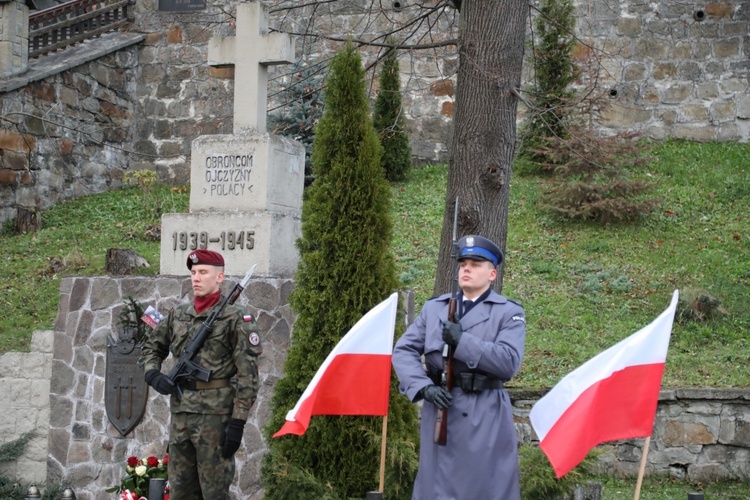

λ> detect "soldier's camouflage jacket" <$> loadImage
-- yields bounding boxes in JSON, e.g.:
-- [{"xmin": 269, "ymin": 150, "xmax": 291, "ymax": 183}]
[{"xmin": 139, "ymin": 300, "xmax": 262, "ymax": 421}]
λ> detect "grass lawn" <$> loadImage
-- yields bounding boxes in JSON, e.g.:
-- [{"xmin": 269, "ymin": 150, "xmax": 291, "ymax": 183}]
[{"xmin": 2, "ymin": 140, "xmax": 749, "ymax": 389}]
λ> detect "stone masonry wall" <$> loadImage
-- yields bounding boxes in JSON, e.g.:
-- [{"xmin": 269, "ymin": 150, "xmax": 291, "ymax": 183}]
[
  {"xmin": 577, "ymin": 0, "xmax": 750, "ymax": 141},
  {"xmin": 2, "ymin": 0, "xmax": 750, "ymax": 224},
  {"xmin": 512, "ymin": 388, "xmax": 750, "ymax": 483},
  {"xmin": 0, "ymin": 40, "xmax": 142, "ymax": 223},
  {"xmin": 47, "ymin": 275, "xmax": 294, "ymax": 500}
]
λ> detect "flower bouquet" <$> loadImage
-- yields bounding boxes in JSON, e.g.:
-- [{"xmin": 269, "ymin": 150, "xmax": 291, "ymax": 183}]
[{"xmin": 106, "ymin": 454, "xmax": 169, "ymax": 499}]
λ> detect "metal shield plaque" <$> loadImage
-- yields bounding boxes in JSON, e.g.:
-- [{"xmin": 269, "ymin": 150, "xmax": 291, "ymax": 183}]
[{"xmin": 106, "ymin": 331, "xmax": 149, "ymax": 436}]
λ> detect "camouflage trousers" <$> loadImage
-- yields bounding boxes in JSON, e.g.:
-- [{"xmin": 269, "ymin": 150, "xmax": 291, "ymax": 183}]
[{"xmin": 169, "ymin": 412, "xmax": 234, "ymax": 500}]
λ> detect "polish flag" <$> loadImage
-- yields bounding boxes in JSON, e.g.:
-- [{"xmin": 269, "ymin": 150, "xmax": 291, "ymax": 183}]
[
  {"xmin": 530, "ymin": 290, "xmax": 679, "ymax": 478},
  {"xmin": 273, "ymin": 293, "xmax": 398, "ymax": 437}
]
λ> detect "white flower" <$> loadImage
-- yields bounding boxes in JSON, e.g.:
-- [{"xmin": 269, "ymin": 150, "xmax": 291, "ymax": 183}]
[{"xmin": 135, "ymin": 465, "xmax": 148, "ymax": 476}]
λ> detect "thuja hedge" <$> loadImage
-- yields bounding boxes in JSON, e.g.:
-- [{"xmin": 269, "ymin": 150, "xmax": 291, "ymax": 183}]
[{"xmin": 261, "ymin": 43, "xmax": 419, "ymax": 499}]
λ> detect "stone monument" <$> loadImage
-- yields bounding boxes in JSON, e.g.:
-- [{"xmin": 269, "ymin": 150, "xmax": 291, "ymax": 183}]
[{"xmin": 160, "ymin": 1, "xmax": 304, "ymax": 277}]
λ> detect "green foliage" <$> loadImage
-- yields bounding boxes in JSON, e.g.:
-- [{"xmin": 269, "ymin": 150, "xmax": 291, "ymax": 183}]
[
  {"xmin": 261, "ymin": 42, "xmax": 419, "ymax": 499},
  {"xmin": 269, "ymin": 47, "xmax": 326, "ymax": 186},
  {"xmin": 519, "ymin": 444, "xmax": 603, "ymax": 499},
  {"xmin": 596, "ymin": 473, "xmax": 750, "ymax": 498},
  {"xmin": 116, "ymin": 296, "xmax": 148, "ymax": 344},
  {"xmin": 520, "ymin": 0, "xmax": 656, "ymax": 223},
  {"xmin": 0, "ymin": 432, "xmax": 66, "ymax": 499},
  {"xmin": 123, "ymin": 170, "xmax": 182, "ymax": 220},
  {"xmin": 373, "ymin": 41, "xmax": 412, "ymax": 182},
  {"xmin": 0, "ymin": 432, "xmax": 34, "ymax": 462},
  {"xmin": 0, "ymin": 479, "xmax": 65, "ymax": 500},
  {"xmin": 521, "ymin": 0, "xmax": 578, "ymax": 154}
]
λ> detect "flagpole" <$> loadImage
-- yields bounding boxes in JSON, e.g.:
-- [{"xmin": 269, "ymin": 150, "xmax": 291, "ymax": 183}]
[
  {"xmin": 633, "ymin": 436, "xmax": 651, "ymax": 500},
  {"xmin": 378, "ymin": 414, "xmax": 388, "ymax": 492}
]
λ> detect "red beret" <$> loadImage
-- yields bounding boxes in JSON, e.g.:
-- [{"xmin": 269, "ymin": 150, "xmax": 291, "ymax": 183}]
[{"xmin": 186, "ymin": 249, "xmax": 225, "ymax": 269}]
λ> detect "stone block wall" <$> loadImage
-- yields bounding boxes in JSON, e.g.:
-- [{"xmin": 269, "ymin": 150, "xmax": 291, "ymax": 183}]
[
  {"xmin": 576, "ymin": 0, "xmax": 750, "ymax": 141},
  {"xmin": 0, "ymin": 37, "xmax": 142, "ymax": 223},
  {"xmin": 511, "ymin": 388, "xmax": 750, "ymax": 483},
  {"xmin": 2, "ymin": 1, "xmax": 750, "ymax": 225},
  {"xmin": 0, "ymin": 330, "xmax": 52, "ymax": 486}
]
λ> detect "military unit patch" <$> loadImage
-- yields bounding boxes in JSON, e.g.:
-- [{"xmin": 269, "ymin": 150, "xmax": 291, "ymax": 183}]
[
  {"xmin": 512, "ymin": 315, "xmax": 526, "ymax": 324},
  {"xmin": 249, "ymin": 332, "xmax": 260, "ymax": 346}
]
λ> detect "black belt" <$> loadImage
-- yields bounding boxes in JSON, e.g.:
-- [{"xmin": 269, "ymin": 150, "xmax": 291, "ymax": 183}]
[
  {"xmin": 180, "ymin": 378, "xmax": 230, "ymax": 391},
  {"xmin": 427, "ymin": 371, "xmax": 502, "ymax": 393},
  {"xmin": 453, "ymin": 372, "xmax": 502, "ymax": 393}
]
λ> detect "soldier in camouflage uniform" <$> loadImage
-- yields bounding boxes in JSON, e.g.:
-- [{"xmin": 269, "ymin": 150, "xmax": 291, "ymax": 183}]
[{"xmin": 140, "ymin": 249, "xmax": 262, "ymax": 500}]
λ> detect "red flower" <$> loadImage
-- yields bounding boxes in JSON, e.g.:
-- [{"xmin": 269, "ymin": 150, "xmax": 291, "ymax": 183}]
[
  {"xmin": 127, "ymin": 456, "xmax": 139, "ymax": 467},
  {"xmin": 162, "ymin": 454, "xmax": 169, "ymax": 466},
  {"xmin": 147, "ymin": 456, "xmax": 159, "ymax": 468}
]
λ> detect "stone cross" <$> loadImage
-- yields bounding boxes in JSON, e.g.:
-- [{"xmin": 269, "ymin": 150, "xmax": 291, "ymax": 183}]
[
  {"xmin": 160, "ymin": 2, "xmax": 304, "ymax": 277},
  {"xmin": 208, "ymin": 1, "xmax": 294, "ymax": 135}
]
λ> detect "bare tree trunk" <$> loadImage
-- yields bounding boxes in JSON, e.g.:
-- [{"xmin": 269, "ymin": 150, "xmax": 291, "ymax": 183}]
[{"xmin": 434, "ymin": 0, "xmax": 529, "ymax": 295}]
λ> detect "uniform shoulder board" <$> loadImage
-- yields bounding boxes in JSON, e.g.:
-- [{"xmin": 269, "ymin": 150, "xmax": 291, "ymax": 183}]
[{"xmin": 507, "ymin": 298, "xmax": 524, "ymax": 307}]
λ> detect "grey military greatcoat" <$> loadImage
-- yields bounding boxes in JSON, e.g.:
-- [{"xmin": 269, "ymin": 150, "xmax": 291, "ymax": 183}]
[{"xmin": 392, "ymin": 290, "xmax": 526, "ymax": 500}]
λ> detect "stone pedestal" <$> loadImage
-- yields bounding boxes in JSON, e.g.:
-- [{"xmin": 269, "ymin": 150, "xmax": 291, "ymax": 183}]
[
  {"xmin": 161, "ymin": 209, "xmax": 301, "ymax": 277},
  {"xmin": 160, "ymin": 133, "xmax": 304, "ymax": 277}
]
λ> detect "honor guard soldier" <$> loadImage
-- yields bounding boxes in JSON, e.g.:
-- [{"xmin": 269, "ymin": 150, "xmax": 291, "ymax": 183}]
[
  {"xmin": 140, "ymin": 250, "xmax": 262, "ymax": 499},
  {"xmin": 393, "ymin": 235, "xmax": 526, "ymax": 499}
]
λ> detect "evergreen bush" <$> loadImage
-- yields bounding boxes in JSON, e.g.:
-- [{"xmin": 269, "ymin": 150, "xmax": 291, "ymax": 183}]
[
  {"xmin": 0, "ymin": 432, "xmax": 65, "ymax": 499},
  {"xmin": 519, "ymin": 0, "xmax": 657, "ymax": 223},
  {"xmin": 373, "ymin": 41, "xmax": 412, "ymax": 182},
  {"xmin": 520, "ymin": 0, "xmax": 578, "ymax": 157},
  {"xmin": 519, "ymin": 444, "xmax": 603, "ymax": 499},
  {"xmin": 269, "ymin": 49, "xmax": 326, "ymax": 186},
  {"xmin": 261, "ymin": 42, "xmax": 419, "ymax": 499}
]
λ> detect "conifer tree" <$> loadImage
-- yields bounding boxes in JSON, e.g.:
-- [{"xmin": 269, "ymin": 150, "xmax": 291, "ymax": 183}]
[
  {"xmin": 521, "ymin": 0, "xmax": 577, "ymax": 156},
  {"xmin": 373, "ymin": 42, "xmax": 412, "ymax": 182},
  {"xmin": 269, "ymin": 47, "xmax": 326, "ymax": 186},
  {"xmin": 261, "ymin": 42, "xmax": 419, "ymax": 500}
]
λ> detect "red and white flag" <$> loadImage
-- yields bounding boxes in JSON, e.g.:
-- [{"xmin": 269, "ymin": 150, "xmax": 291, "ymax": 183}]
[
  {"xmin": 273, "ymin": 292, "xmax": 398, "ymax": 438},
  {"xmin": 530, "ymin": 290, "xmax": 679, "ymax": 478}
]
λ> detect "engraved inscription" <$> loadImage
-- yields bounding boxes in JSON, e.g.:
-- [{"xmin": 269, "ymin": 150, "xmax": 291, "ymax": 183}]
[
  {"xmin": 172, "ymin": 231, "xmax": 255, "ymax": 252},
  {"xmin": 203, "ymin": 154, "xmax": 254, "ymax": 197}
]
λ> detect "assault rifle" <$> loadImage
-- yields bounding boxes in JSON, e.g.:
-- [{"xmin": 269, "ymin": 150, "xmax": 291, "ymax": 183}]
[
  {"xmin": 168, "ymin": 264, "xmax": 256, "ymax": 401},
  {"xmin": 434, "ymin": 198, "xmax": 459, "ymax": 446}
]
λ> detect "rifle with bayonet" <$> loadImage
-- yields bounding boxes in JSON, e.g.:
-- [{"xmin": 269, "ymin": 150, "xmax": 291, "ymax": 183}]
[
  {"xmin": 434, "ymin": 198, "xmax": 459, "ymax": 446},
  {"xmin": 168, "ymin": 264, "xmax": 256, "ymax": 401}
]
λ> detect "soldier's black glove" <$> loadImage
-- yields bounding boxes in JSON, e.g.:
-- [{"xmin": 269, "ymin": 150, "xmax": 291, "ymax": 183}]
[
  {"xmin": 421, "ymin": 384, "xmax": 453, "ymax": 409},
  {"xmin": 442, "ymin": 320, "xmax": 463, "ymax": 347},
  {"xmin": 221, "ymin": 418, "xmax": 245, "ymax": 458},
  {"xmin": 145, "ymin": 369, "xmax": 178, "ymax": 396}
]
